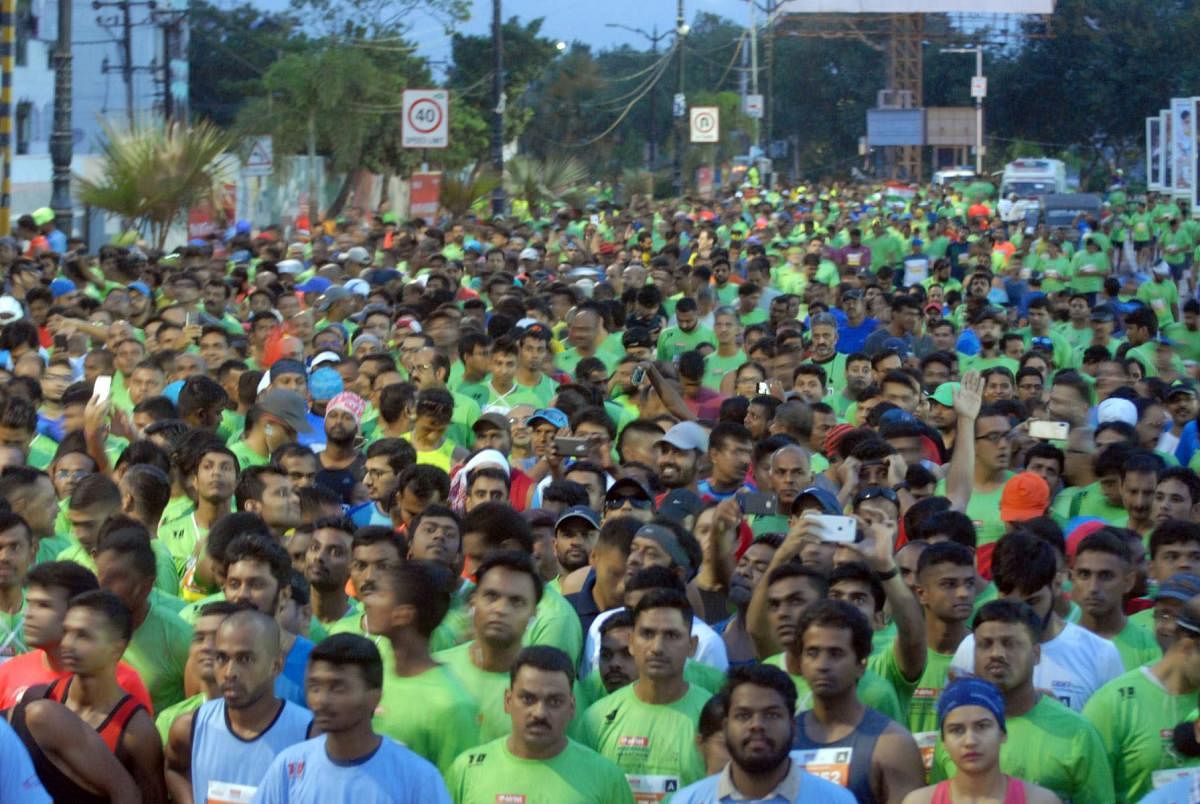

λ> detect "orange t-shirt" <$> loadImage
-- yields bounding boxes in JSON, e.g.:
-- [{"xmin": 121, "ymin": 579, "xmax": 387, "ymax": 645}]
[{"xmin": 0, "ymin": 650, "xmax": 154, "ymax": 713}]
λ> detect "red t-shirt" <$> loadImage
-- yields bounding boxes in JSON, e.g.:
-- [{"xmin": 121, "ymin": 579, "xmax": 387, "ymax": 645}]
[{"xmin": 0, "ymin": 650, "xmax": 154, "ymax": 713}]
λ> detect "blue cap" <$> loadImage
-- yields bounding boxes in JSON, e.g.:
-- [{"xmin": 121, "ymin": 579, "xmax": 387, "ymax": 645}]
[
  {"xmin": 270, "ymin": 359, "xmax": 306, "ymax": 379},
  {"xmin": 49, "ymin": 278, "xmax": 75, "ymax": 298},
  {"xmin": 296, "ymin": 276, "xmax": 332, "ymax": 294},
  {"xmin": 791, "ymin": 486, "xmax": 842, "ymax": 516},
  {"xmin": 162, "ymin": 380, "xmax": 184, "ymax": 404},
  {"xmin": 527, "ymin": 408, "xmax": 568, "ymax": 430},
  {"xmin": 880, "ymin": 336, "xmax": 911, "ymax": 358},
  {"xmin": 1154, "ymin": 573, "xmax": 1200, "ymax": 603},
  {"xmin": 937, "ymin": 677, "xmax": 1006, "ymax": 733},
  {"xmin": 308, "ymin": 366, "xmax": 344, "ymax": 402},
  {"xmin": 127, "ymin": 281, "xmax": 152, "ymax": 297},
  {"xmin": 555, "ymin": 505, "xmax": 600, "ymax": 530}
]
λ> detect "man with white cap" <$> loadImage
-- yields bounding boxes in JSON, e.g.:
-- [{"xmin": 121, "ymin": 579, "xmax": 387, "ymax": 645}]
[
  {"xmin": 340, "ymin": 245, "xmax": 372, "ymax": 275},
  {"xmin": 1137, "ymin": 260, "xmax": 1181, "ymax": 326},
  {"xmin": 655, "ymin": 421, "xmax": 708, "ymax": 496}
]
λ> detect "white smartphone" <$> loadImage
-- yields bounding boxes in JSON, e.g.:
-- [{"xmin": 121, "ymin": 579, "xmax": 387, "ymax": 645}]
[
  {"xmin": 804, "ymin": 513, "xmax": 858, "ymax": 544},
  {"xmin": 92, "ymin": 375, "xmax": 112, "ymax": 404},
  {"xmin": 757, "ymin": 382, "xmax": 770, "ymax": 395},
  {"xmin": 1029, "ymin": 420, "xmax": 1069, "ymax": 440}
]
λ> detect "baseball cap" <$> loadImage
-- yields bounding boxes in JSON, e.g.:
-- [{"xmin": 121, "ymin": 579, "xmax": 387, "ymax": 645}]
[
  {"xmin": 344, "ymin": 278, "xmax": 370, "ymax": 297},
  {"xmin": 1097, "ymin": 397, "xmax": 1138, "ymax": 427},
  {"xmin": 296, "ymin": 276, "xmax": 332, "ymax": 294},
  {"xmin": 341, "ymin": 246, "xmax": 371, "ymax": 264},
  {"xmin": 1064, "ymin": 518, "xmax": 1106, "ymax": 561},
  {"xmin": 823, "ymin": 423, "xmax": 856, "ymax": 458},
  {"xmin": 555, "ymin": 505, "xmax": 600, "ymax": 530},
  {"xmin": 605, "ymin": 476, "xmax": 654, "ymax": 503},
  {"xmin": 127, "ymin": 281, "xmax": 152, "ymax": 297},
  {"xmin": 791, "ymin": 486, "xmax": 842, "ymax": 516},
  {"xmin": 0, "ymin": 296, "xmax": 23, "ymax": 324},
  {"xmin": 657, "ymin": 421, "xmax": 709, "ymax": 453},
  {"xmin": 999, "ymin": 471, "xmax": 1051, "ymax": 523},
  {"xmin": 622, "ymin": 327, "xmax": 653, "ymax": 349},
  {"xmin": 309, "ymin": 351, "xmax": 342, "ymax": 371},
  {"xmin": 1167, "ymin": 380, "xmax": 1197, "ymax": 399},
  {"xmin": 633, "ymin": 523, "xmax": 693, "ymax": 575},
  {"xmin": 1154, "ymin": 573, "xmax": 1200, "ymax": 603},
  {"xmin": 658, "ymin": 489, "xmax": 703, "ymax": 527},
  {"xmin": 258, "ymin": 389, "xmax": 313, "ymax": 434},
  {"xmin": 31, "ymin": 207, "xmax": 54, "ymax": 226},
  {"xmin": 49, "ymin": 278, "xmax": 75, "ymax": 299},
  {"xmin": 526, "ymin": 408, "xmax": 568, "ymax": 430},
  {"xmin": 316, "ymin": 287, "xmax": 351, "ymax": 312},
  {"xmin": 1154, "ymin": 261, "xmax": 1172, "ymax": 276},
  {"xmin": 519, "ymin": 247, "xmax": 540, "ymax": 262},
  {"xmin": 395, "ymin": 315, "xmax": 422, "ymax": 333},
  {"xmin": 473, "ymin": 412, "xmax": 511, "ymax": 433},
  {"xmin": 270, "ymin": 359, "xmax": 306, "ymax": 380},
  {"xmin": 275, "ymin": 259, "xmax": 303, "ymax": 276},
  {"xmin": 880, "ymin": 337, "xmax": 911, "ymax": 358},
  {"xmin": 930, "ymin": 382, "xmax": 960, "ymax": 408}
]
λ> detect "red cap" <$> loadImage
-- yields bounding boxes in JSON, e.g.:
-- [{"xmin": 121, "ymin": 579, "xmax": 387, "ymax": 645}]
[
  {"xmin": 824, "ymin": 423, "xmax": 857, "ymax": 458},
  {"xmin": 999, "ymin": 471, "xmax": 1050, "ymax": 523},
  {"xmin": 1066, "ymin": 520, "xmax": 1107, "ymax": 562}
]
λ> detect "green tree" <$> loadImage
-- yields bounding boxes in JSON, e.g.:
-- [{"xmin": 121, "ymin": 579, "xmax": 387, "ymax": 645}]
[{"xmin": 77, "ymin": 119, "xmax": 236, "ymax": 250}]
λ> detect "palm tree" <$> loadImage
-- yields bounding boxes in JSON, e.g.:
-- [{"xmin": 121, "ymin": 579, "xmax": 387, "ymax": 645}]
[
  {"xmin": 440, "ymin": 171, "xmax": 499, "ymax": 218},
  {"xmin": 77, "ymin": 118, "xmax": 236, "ymax": 250},
  {"xmin": 504, "ymin": 155, "xmax": 587, "ymax": 209}
]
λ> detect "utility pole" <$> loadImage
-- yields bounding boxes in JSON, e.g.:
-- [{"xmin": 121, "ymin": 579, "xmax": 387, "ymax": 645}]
[
  {"xmin": 605, "ymin": 22, "xmax": 671, "ymax": 171},
  {"xmin": 941, "ymin": 45, "xmax": 985, "ymax": 175},
  {"xmin": 120, "ymin": 0, "xmax": 134, "ymax": 125},
  {"xmin": 0, "ymin": 0, "xmax": 13, "ymax": 234},
  {"xmin": 763, "ymin": 0, "xmax": 774, "ymax": 152},
  {"xmin": 490, "ymin": 0, "xmax": 505, "ymax": 217},
  {"xmin": 672, "ymin": 0, "xmax": 686, "ymax": 198},
  {"xmin": 748, "ymin": 0, "xmax": 759, "ymax": 149},
  {"xmin": 50, "ymin": 0, "xmax": 73, "ymax": 233}
]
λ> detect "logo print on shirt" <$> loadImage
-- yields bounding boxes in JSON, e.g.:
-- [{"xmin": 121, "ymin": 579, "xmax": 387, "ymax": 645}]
[
  {"xmin": 495, "ymin": 796, "xmax": 526, "ymax": 804},
  {"xmin": 618, "ymin": 736, "xmax": 650, "ymax": 748},
  {"xmin": 286, "ymin": 761, "xmax": 305, "ymax": 781}
]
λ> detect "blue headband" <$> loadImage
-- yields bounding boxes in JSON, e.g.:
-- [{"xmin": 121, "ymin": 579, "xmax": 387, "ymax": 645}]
[{"xmin": 936, "ymin": 677, "xmax": 1006, "ymax": 733}]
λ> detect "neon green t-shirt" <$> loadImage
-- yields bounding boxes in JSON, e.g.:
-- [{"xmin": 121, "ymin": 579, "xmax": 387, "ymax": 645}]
[
  {"xmin": 935, "ymin": 475, "xmax": 1011, "ymax": 550},
  {"xmin": 57, "ymin": 539, "xmax": 180, "ymax": 598},
  {"xmin": 523, "ymin": 587, "xmax": 584, "ymax": 667},
  {"xmin": 155, "ymin": 692, "xmax": 205, "ymax": 744},
  {"xmin": 764, "ymin": 652, "xmax": 905, "ymax": 725},
  {"xmin": 229, "ymin": 438, "xmax": 270, "ymax": 471},
  {"xmin": 656, "ymin": 325, "xmax": 716, "ymax": 362},
  {"xmin": 433, "ymin": 642, "xmax": 518, "ymax": 742},
  {"xmin": 1082, "ymin": 666, "xmax": 1200, "ymax": 803},
  {"xmin": 373, "ymin": 663, "xmax": 481, "ymax": 777},
  {"xmin": 0, "ymin": 595, "xmax": 25, "ymax": 662},
  {"xmin": 446, "ymin": 736, "xmax": 635, "ymax": 804},
  {"xmin": 580, "ymin": 682, "xmax": 711, "ymax": 800},
  {"xmin": 702, "ymin": 350, "xmax": 745, "ymax": 391},
  {"xmin": 120, "ymin": 596, "xmax": 192, "ymax": 714},
  {"xmin": 1110, "ymin": 619, "xmax": 1163, "ymax": 671},
  {"xmin": 869, "ymin": 644, "xmax": 954, "ymax": 736},
  {"xmin": 932, "ymin": 694, "xmax": 1115, "ymax": 803}
]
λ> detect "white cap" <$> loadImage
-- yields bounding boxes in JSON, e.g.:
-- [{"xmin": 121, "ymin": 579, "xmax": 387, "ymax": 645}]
[
  {"xmin": 344, "ymin": 278, "xmax": 370, "ymax": 297},
  {"xmin": 276, "ymin": 259, "xmax": 303, "ymax": 275},
  {"xmin": 1154, "ymin": 261, "xmax": 1172, "ymax": 276},
  {"xmin": 310, "ymin": 351, "xmax": 342, "ymax": 370},
  {"xmin": 341, "ymin": 246, "xmax": 371, "ymax": 264},
  {"xmin": 1097, "ymin": 397, "xmax": 1138, "ymax": 427},
  {"xmin": 519, "ymin": 247, "xmax": 540, "ymax": 262},
  {"xmin": 0, "ymin": 295, "xmax": 23, "ymax": 323}
]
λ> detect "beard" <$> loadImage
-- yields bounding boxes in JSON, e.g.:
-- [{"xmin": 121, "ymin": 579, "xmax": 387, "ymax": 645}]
[
  {"xmin": 326, "ymin": 425, "xmax": 357, "ymax": 446},
  {"xmin": 728, "ymin": 735, "xmax": 791, "ymax": 775}
]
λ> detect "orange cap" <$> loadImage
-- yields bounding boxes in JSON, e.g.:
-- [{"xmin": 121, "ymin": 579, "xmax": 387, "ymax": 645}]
[{"xmin": 999, "ymin": 471, "xmax": 1050, "ymax": 523}]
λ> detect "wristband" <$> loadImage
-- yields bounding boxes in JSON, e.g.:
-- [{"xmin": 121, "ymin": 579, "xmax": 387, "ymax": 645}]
[{"xmin": 875, "ymin": 566, "xmax": 899, "ymax": 581}]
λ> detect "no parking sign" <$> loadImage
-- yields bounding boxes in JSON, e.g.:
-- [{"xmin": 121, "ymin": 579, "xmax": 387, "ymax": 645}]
[
  {"xmin": 690, "ymin": 107, "xmax": 719, "ymax": 143},
  {"xmin": 402, "ymin": 89, "xmax": 449, "ymax": 149}
]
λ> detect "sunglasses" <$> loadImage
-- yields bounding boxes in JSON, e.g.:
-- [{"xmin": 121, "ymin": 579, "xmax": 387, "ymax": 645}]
[{"xmin": 605, "ymin": 496, "xmax": 652, "ymax": 511}]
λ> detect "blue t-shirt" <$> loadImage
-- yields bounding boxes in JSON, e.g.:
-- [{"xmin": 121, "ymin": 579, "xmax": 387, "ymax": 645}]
[
  {"xmin": 0, "ymin": 717, "xmax": 49, "ymax": 804},
  {"xmin": 276, "ymin": 636, "xmax": 314, "ymax": 707},
  {"xmin": 251, "ymin": 734, "xmax": 450, "ymax": 804},
  {"xmin": 837, "ymin": 317, "xmax": 880, "ymax": 354}
]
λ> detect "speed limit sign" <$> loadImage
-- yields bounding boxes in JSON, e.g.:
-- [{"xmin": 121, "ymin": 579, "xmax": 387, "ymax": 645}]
[
  {"xmin": 402, "ymin": 89, "xmax": 449, "ymax": 149},
  {"xmin": 690, "ymin": 106, "xmax": 719, "ymax": 143}
]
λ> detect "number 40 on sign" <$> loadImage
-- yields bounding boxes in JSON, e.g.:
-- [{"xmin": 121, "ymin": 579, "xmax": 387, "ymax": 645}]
[{"xmin": 402, "ymin": 89, "xmax": 450, "ymax": 149}]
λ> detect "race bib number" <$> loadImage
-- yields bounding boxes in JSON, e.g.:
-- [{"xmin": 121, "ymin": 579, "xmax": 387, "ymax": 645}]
[
  {"xmin": 625, "ymin": 774, "xmax": 679, "ymax": 803},
  {"xmin": 790, "ymin": 747, "xmax": 852, "ymax": 787},
  {"xmin": 1152, "ymin": 766, "xmax": 1200, "ymax": 789},
  {"xmin": 847, "ymin": 253, "xmax": 861, "ymax": 267},
  {"xmin": 207, "ymin": 781, "xmax": 257, "ymax": 803},
  {"xmin": 914, "ymin": 732, "xmax": 938, "ymax": 780},
  {"xmin": 1152, "ymin": 298, "xmax": 1166, "ymax": 312}
]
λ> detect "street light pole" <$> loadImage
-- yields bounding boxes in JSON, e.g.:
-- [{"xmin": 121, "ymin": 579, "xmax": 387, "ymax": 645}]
[
  {"xmin": 490, "ymin": 0, "xmax": 506, "ymax": 217},
  {"xmin": 672, "ymin": 0, "xmax": 685, "ymax": 198},
  {"xmin": 941, "ymin": 45, "xmax": 984, "ymax": 175},
  {"xmin": 605, "ymin": 22, "xmax": 671, "ymax": 171},
  {"xmin": 50, "ymin": 0, "xmax": 73, "ymax": 234}
]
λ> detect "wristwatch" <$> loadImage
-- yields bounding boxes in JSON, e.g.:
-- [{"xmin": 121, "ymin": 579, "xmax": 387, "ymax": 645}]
[{"xmin": 876, "ymin": 565, "xmax": 899, "ymax": 581}]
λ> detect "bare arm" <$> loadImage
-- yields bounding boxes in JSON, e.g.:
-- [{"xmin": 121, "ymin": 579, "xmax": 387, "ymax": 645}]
[
  {"xmin": 23, "ymin": 700, "xmax": 142, "ymax": 803},
  {"xmin": 696, "ymin": 498, "xmax": 740, "ymax": 592},
  {"xmin": 641, "ymin": 362, "xmax": 694, "ymax": 422},
  {"xmin": 163, "ymin": 710, "xmax": 195, "ymax": 804},
  {"xmin": 943, "ymin": 372, "xmax": 982, "ymax": 513},
  {"xmin": 123, "ymin": 711, "xmax": 168, "ymax": 804},
  {"xmin": 747, "ymin": 519, "xmax": 824, "ymax": 659},
  {"xmin": 874, "ymin": 728, "xmax": 927, "ymax": 804}
]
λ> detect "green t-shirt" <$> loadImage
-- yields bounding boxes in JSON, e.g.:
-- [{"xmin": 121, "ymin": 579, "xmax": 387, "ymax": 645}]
[
  {"xmin": 228, "ymin": 438, "xmax": 270, "ymax": 471},
  {"xmin": 581, "ymin": 682, "xmax": 711, "ymax": 799},
  {"xmin": 27, "ymin": 433, "xmax": 58, "ymax": 470},
  {"xmin": 1082, "ymin": 666, "xmax": 1200, "ymax": 803},
  {"xmin": 1070, "ymin": 250, "xmax": 1110, "ymax": 294},
  {"xmin": 1110, "ymin": 619, "xmax": 1163, "ymax": 671},
  {"xmin": 812, "ymin": 353, "xmax": 848, "ymax": 397},
  {"xmin": 935, "ymin": 475, "xmax": 1011, "ymax": 550},
  {"xmin": 122, "ymin": 597, "xmax": 192, "ymax": 714},
  {"xmin": 523, "ymin": 587, "xmax": 584, "ymax": 666},
  {"xmin": 433, "ymin": 642, "xmax": 518, "ymax": 742},
  {"xmin": 57, "ymin": 539, "xmax": 180, "ymax": 598},
  {"xmin": 576, "ymin": 660, "xmax": 726, "ymax": 712},
  {"xmin": 869, "ymin": 644, "xmax": 954, "ymax": 736},
  {"xmin": 158, "ymin": 497, "xmax": 205, "ymax": 577},
  {"xmin": 959, "ymin": 354, "xmax": 1021, "ymax": 376},
  {"xmin": 155, "ymin": 692, "xmax": 205, "ymax": 744},
  {"xmin": 373, "ymin": 663, "xmax": 481, "ymax": 777},
  {"xmin": 1164, "ymin": 322, "xmax": 1200, "ymax": 364},
  {"xmin": 932, "ymin": 694, "xmax": 1115, "ymax": 803},
  {"xmin": 656, "ymin": 325, "xmax": 716, "ymax": 362},
  {"xmin": 764, "ymin": 652, "xmax": 904, "ymax": 725},
  {"xmin": 702, "ymin": 350, "xmax": 746, "ymax": 391},
  {"xmin": 1138, "ymin": 280, "xmax": 1180, "ymax": 326},
  {"xmin": 0, "ymin": 595, "xmax": 25, "ymax": 662},
  {"xmin": 35, "ymin": 534, "xmax": 70, "ymax": 566},
  {"xmin": 446, "ymin": 736, "xmax": 635, "ymax": 804}
]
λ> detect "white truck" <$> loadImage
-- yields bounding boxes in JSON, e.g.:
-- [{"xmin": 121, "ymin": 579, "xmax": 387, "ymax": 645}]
[{"xmin": 1000, "ymin": 158, "xmax": 1068, "ymax": 221}]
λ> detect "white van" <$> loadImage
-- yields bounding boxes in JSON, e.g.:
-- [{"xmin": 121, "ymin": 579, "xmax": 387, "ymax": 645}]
[{"xmin": 1000, "ymin": 158, "xmax": 1067, "ymax": 218}]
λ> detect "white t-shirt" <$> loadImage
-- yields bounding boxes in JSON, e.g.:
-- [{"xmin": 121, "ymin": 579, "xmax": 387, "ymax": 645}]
[
  {"xmin": 581, "ymin": 607, "xmax": 730, "ymax": 678},
  {"xmin": 951, "ymin": 620, "xmax": 1124, "ymax": 712}
]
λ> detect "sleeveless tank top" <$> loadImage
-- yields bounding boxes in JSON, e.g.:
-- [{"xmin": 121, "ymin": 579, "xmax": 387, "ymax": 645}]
[
  {"xmin": 931, "ymin": 777, "xmax": 1029, "ymax": 804},
  {"xmin": 44, "ymin": 676, "xmax": 143, "ymax": 754},
  {"xmin": 190, "ymin": 697, "xmax": 312, "ymax": 804},
  {"xmin": 6, "ymin": 700, "xmax": 108, "ymax": 804},
  {"xmin": 792, "ymin": 706, "xmax": 891, "ymax": 804},
  {"xmin": 403, "ymin": 432, "xmax": 456, "ymax": 472}
]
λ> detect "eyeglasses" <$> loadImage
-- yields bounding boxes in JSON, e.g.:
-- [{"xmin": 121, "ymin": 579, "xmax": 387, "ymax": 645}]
[
  {"xmin": 605, "ymin": 496, "xmax": 652, "ymax": 511},
  {"xmin": 975, "ymin": 431, "xmax": 1012, "ymax": 444},
  {"xmin": 54, "ymin": 469, "xmax": 90, "ymax": 480}
]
